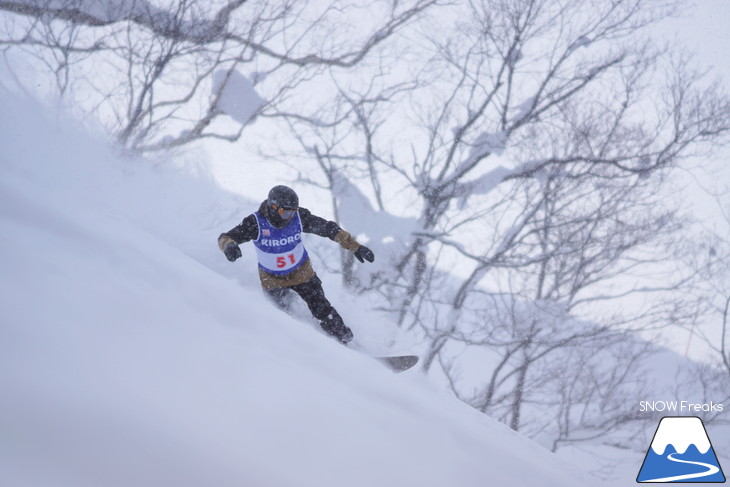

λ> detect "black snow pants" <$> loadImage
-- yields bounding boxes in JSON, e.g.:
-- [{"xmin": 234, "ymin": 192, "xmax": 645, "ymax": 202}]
[{"xmin": 264, "ymin": 275, "xmax": 353, "ymax": 344}]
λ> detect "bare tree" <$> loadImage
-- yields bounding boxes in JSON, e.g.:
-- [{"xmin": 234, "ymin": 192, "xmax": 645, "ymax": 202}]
[
  {"xmin": 684, "ymin": 192, "xmax": 730, "ymax": 375},
  {"xmin": 0, "ymin": 0, "xmax": 438, "ymax": 152},
  {"xmin": 704, "ymin": 201, "xmax": 730, "ymax": 375},
  {"xmin": 548, "ymin": 338, "xmax": 654, "ymax": 452},
  {"xmin": 280, "ymin": 0, "xmax": 730, "ymax": 444}
]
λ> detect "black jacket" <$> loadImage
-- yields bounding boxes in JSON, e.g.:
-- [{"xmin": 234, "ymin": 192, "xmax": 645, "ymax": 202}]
[
  {"xmin": 221, "ymin": 200, "xmax": 342, "ymax": 244},
  {"xmin": 218, "ymin": 201, "xmax": 362, "ymax": 289}
]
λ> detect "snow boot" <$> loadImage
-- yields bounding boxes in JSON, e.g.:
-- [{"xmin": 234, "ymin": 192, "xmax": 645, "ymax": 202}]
[{"xmin": 320, "ymin": 312, "xmax": 353, "ymax": 345}]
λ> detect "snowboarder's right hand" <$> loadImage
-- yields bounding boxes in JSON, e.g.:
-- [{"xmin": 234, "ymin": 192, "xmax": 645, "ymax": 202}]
[
  {"xmin": 354, "ymin": 245, "xmax": 374, "ymax": 263},
  {"xmin": 223, "ymin": 242, "xmax": 242, "ymax": 262}
]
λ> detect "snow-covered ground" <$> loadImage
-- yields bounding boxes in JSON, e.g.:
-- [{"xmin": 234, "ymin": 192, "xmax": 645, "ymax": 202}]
[{"xmin": 0, "ymin": 93, "xmax": 632, "ymax": 486}]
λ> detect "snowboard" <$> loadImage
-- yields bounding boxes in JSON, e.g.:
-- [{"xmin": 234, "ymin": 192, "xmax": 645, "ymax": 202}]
[{"xmin": 375, "ymin": 355, "xmax": 419, "ymax": 373}]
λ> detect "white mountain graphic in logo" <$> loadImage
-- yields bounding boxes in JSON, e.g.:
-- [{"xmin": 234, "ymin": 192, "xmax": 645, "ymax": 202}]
[{"xmin": 637, "ymin": 416, "xmax": 726, "ymax": 483}]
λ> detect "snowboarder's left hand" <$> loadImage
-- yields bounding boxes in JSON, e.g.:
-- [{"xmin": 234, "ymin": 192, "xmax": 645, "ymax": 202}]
[{"xmin": 354, "ymin": 245, "xmax": 375, "ymax": 263}]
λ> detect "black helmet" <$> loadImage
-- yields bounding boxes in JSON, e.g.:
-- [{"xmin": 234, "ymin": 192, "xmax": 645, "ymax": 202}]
[{"xmin": 267, "ymin": 185, "xmax": 299, "ymax": 210}]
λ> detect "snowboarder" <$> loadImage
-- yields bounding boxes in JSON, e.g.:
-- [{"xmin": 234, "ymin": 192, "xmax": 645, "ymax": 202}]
[{"xmin": 218, "ymin": 185, "xmax": 375, "ymax": 345}]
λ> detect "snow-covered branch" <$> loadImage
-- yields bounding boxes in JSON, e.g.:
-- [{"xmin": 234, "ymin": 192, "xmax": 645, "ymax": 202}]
[{"xmin": 0, "ymin": 0, "xmax": 438, "ymax": 152}]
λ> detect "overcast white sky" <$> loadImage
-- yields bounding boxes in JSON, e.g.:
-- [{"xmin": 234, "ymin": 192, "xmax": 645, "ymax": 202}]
[
  {"xmin": 669, "ymin": 1, "xmax": 730, "ymax": 79},
  {"xmin": 655, "ymin": 1, "xmax": 730, "ymax": 222}
]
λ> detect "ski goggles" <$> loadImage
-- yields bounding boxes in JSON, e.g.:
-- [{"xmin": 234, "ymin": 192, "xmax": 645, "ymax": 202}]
[{"xmin": 272, "ymin": 204, "xmax": 297, "ymax": 219}]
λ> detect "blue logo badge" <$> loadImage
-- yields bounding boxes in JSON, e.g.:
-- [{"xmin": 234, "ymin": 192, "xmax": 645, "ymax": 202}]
[{"xmin": 637, "ymin": 416, "xmax": 726, "ymax": 483}]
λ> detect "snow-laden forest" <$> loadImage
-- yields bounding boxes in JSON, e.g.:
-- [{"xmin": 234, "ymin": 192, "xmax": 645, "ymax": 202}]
[{"xmin": 1, "ymin": 0, "xmax": 729, "ymax": 484}]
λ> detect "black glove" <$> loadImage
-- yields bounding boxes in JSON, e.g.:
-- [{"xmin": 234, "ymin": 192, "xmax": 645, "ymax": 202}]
[
  {"xmin": 224, "ymin": 242, "xmax": 242, "ymax": 262},
  {"xmin": 354, "ymin": 245, "xmax": 374, "ymax": 263}
]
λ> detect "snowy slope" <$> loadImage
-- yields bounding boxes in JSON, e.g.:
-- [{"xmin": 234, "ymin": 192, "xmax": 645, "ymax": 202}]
[{"xmin": 0, "ymin": 94, "xmax": 617, "ymax": 486}]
